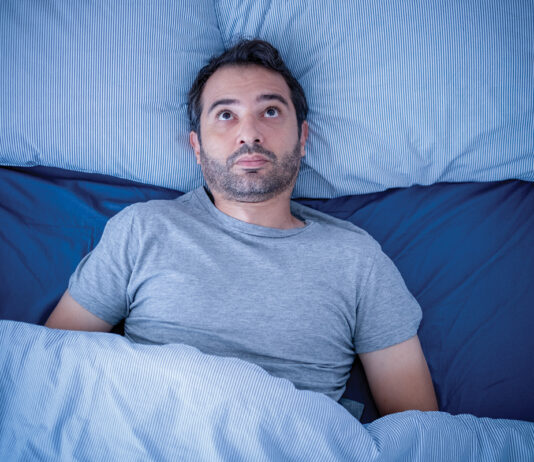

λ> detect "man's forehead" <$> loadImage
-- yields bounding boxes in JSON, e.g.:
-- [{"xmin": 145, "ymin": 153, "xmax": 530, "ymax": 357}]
[{"xmin": 200, "ymin": 64, "xmax": 292, "ymax": 109}]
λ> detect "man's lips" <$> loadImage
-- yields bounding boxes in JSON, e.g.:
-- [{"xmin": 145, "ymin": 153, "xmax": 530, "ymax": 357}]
[{"xmin": 234, "ymin": 154, "xmax": 271, "ymax": 168}]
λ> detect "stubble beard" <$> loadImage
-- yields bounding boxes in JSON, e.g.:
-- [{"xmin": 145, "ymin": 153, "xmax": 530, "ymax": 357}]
[{"xmin": 198, "ymin": 140, "xmax": 302, "ymax": 203}]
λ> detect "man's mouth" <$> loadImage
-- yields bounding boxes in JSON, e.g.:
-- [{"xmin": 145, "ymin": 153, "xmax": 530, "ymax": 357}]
[{"xmin": 234, "ymin": 154, "xmax": 271, "ymax": 168}]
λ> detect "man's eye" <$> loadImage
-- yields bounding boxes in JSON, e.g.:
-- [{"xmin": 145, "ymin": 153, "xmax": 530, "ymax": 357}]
[
  {"xmin": 264, "ymin": 107, "xmax": 279, "ymax": 118},
  {"xmin": 217, "ymin": 111, "xmax": 233, "ymax": 121}
]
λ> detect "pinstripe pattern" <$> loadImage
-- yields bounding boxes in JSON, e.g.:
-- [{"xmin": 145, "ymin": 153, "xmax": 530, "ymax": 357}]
[
  {"xmin": 1, "ymin": 320, "xmax": 534, "ymax": 461},
  {"xmin": 0, "ymin": 0, "xmax": 222, "ymax": 193},
  {"xmin": 0, "ymin": 1, "xmax": 532, "ymax": 198},
  {"xmin": 216, "ymin": 0, "xmax": 534, "ymax": 197}
]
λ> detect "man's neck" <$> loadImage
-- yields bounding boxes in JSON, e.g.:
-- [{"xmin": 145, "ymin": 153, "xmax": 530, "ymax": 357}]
[{"xmin": 207, "ymin": 188, "xmax": 305, "ymax": 230}]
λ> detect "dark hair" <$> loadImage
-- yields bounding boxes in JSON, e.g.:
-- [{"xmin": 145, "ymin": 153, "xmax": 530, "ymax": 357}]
[{"xmin": 187, "ymin": 39, "xmax": 308, "ymax": 138}]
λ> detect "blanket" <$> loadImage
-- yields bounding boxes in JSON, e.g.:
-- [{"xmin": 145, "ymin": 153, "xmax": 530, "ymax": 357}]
[{"xmin": 1, "ymin": 321, "xmax": 533, "ymax": 461}]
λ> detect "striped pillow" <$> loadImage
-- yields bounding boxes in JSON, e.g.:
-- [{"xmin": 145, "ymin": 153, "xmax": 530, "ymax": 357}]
[
  {"xmin": 216, "ymin": 0, "xmax": 534, "ymax": 197},
  {"xmin": 0, "ymin": 0, "xmax": 223, "ymax": 192}
]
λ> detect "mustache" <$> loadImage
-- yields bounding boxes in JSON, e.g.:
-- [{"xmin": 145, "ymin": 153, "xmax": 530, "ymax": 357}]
[{"xmin": 227, "ymin": 144, "xmax": 277, "ymax": 167}]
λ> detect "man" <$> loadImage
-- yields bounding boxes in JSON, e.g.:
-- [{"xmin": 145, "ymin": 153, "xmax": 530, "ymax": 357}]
[{"xmin": 46, "ymin": 39, "xmax": 438, "ymax": 416}]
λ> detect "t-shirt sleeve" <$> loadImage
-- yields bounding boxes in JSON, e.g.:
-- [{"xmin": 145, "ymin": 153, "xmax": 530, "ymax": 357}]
[
  {"xmin": 353, "ymin": 243, "xmax": 422, "ymax": 354},
  {"xmin": 68, "ymin": 206, "xmax": 138, "ymax": 325}
]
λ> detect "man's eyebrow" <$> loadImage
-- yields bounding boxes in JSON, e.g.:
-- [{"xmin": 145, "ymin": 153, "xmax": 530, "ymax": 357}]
[
  {"xmin": 207, "ymin": 98, "xmax": 239, "ymax": 115},
  {"xmin": 257, "ymin": 94, "xmax": 289, "ymax": 107}
]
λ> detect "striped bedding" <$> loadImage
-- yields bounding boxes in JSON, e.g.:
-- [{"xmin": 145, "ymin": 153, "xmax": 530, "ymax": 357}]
[
  {"xmin": 1, "ymin": 1, "xmax": 532, "ymax": 198},
  {"xmin": 1, "ymin": 320, "xmax": 533, "ymax": 461}
]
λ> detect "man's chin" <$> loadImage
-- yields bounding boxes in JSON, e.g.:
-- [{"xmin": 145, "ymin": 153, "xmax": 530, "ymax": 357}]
[
  {"xmin": 220, "ymin": 188, "xmax": 281, "ymax": 203},
  {"xmin": 204, "ymin": 164, "xmax": 299, "ymax": 203},
  {"xmin": 211, "ymin": 179, "xmax": 291, "ymax": 203}
]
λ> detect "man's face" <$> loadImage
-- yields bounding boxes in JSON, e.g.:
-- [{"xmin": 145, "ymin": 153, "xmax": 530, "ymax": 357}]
[{"xmin": 189, "ymin": 65, "xmax": 308, "ymax": 203}]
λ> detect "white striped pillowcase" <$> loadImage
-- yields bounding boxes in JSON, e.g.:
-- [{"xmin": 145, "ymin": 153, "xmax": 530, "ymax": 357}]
[
  {"xmin": 0, "ymin": 0, "xmax": 221, "ymax": 193},
  {"xmin": 1, "ymin": 1, "xmax": 532, "ymax": 198},
  {"xmin": 216, "ymin": 0, "xmax": 534, "ymax": 197}
]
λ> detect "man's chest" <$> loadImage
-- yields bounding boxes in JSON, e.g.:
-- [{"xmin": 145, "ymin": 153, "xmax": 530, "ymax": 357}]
[{"xmin": 123, "ymin": 237, "xmax": 358, "ymax": 360}]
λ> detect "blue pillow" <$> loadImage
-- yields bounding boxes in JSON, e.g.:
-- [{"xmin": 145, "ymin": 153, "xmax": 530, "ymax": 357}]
[
  {"xmin": 216, "ymin": 0, "xmax": 534, "ymax": 197},
  {"xmin": 0, "ymin": 1, "xmax": 223, "ymax": 192},
  {"xmin": 301, "ymin": 180, "xmax": 534, "ymax": 422},
  {"xmin": 0, "ymin": 166, "xmax": 179, "ymax": 324}
]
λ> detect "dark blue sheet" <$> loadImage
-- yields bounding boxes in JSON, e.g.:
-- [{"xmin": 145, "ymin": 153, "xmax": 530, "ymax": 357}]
[{"xmin": 1, "ymin": 166, "xmax": 533, "ymax": 423}]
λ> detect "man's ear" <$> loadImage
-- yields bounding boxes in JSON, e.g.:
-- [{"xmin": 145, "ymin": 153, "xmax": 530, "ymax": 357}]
[
  {"xmin": 299, "ymin": 121, "xmax": 309, "ymax": 158},
  {"xmin": 189, "ymin": 131, "xmax": 201, "ymax": 164}
]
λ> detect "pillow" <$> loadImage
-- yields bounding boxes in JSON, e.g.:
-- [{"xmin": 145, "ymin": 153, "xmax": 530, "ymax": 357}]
[
  {"xmin": 216, "ymin": 0, "xmax": 534, "ymax": 197},
  {"xmin": 301, "ymin": 180, "xmax": 534, "ymax": 422},
  {"xmin": 0, "ymin": 0, "xmax": 223, "ymax": 192},
  {"xmin": 0, "ymin": 166, "xmax": 179, "ymax": 324}
]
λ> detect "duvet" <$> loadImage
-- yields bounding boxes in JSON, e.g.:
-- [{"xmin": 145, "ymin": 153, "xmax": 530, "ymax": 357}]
[{"xmin": 1, "ymin": 321, "xmax": 532, "ymax": 461}]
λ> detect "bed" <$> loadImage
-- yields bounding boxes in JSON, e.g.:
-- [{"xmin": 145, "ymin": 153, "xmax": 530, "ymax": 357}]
[{"xmin": 1, "ymin": 1, "xmax": 533, "ymax": 460}]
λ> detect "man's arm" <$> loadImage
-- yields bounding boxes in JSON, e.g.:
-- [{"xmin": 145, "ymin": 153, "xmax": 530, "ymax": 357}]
[
  {"xmin": 359, "ymin": 335, "xmax": 438, "ymax": 416},
  {"xmin": 45, "ymin": 290, "xmax": 113, "ymax": 332}
]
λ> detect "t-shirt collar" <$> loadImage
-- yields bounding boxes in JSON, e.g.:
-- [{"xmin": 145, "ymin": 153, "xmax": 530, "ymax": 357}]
[{"xmin": 194, "ymin": 186, "xmax": 312, "ymax": 238}]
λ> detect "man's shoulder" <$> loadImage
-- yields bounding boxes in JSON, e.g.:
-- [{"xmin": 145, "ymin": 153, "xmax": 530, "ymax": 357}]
[
  {"xmin": 107, "ymin": 190, "xmax": 198, "ymax": 226},
  {"xmin": 293, "ymin": 201, "xmax": 377, "ymax": 244},
  {"xmin": 122, "ymin": 189, "xmax": 196, "ymax": 214}
]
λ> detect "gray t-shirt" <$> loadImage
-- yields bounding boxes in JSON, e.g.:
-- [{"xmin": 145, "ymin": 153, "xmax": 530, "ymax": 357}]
[{"xmin": 69, "ymin": 187, "xmax": 421, "ymax": 401}]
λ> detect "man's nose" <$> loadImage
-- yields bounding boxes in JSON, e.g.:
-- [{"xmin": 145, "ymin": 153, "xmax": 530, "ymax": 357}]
[{"xmin": 238, "ymin": 116, "xmax": 263, "ymax": 145}]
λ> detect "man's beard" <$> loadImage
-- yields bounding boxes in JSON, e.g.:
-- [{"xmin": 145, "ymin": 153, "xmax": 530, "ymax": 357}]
[{"xmin": 198, "ymin": 140, "xmax": 302, "ymax": 203}]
